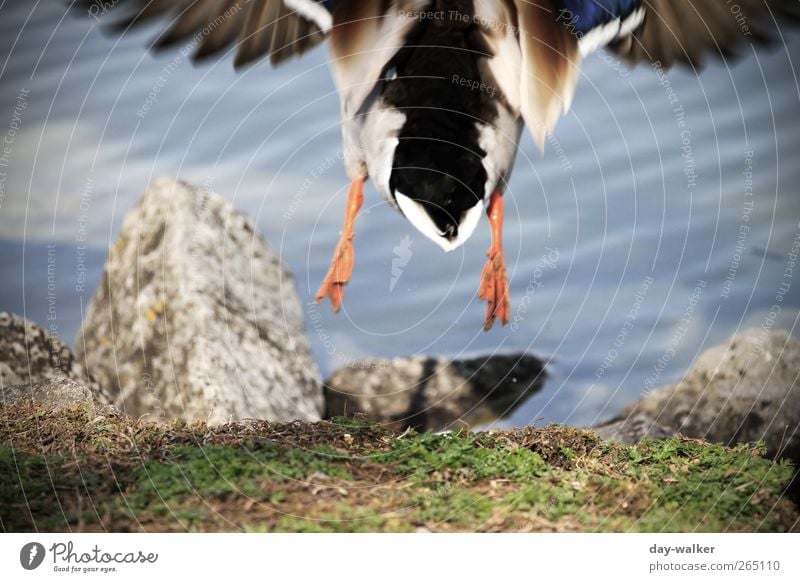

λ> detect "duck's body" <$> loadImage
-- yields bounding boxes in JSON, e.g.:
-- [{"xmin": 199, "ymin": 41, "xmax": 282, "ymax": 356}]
[
  {"xmin": 345, "ymin": 2, "xmax": 521, "ymax": 251},
  {"xmin": 79, "ymin": 0, "xmax": 797, "ymax": 329}
]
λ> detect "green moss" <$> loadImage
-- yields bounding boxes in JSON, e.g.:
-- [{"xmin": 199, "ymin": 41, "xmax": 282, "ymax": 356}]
[
  {"xmin": 410, "ymin": 486, "xmax": 493, "ymax": 526},
  {"xmin": 134, "ymin": 444, "xmax": 352, "ymax": 499},
  {"xmin": 624, "ymin": 440, "xmax": 794, "ymax": 532},
  {"xmin": 0, "ymin": 445, "xmax": 131, "ymax": 531},
  {"xmin": 272, "ymin": 505, "xmax": 396, "ymax": 533},
  {"xmin": 373, "ymin": 431, "xmax": 547, "ymax": 481},
  {"xmin": 1, "ymin": 406, "xmax": 797, "ymax": 532}
]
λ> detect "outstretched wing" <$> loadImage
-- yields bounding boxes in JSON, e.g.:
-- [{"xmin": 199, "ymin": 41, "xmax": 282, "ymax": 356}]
[
  {"xmin": 74, "ymin": 0, "xmax": 335, "ymax": 68},
  {"xmin": 328, "ymin": 0, "xmax": 430, "ymax": 118},
  {"xmin": 482, "ymin": 0, "xmax": 796, "ymax": 147},
  {"xmin": 553, "ymin": 0, "xmax": 799, "ymax": 68},
  {"xmin": 476, "ymin": 0, "xmax": 580, "ymax": 149}
]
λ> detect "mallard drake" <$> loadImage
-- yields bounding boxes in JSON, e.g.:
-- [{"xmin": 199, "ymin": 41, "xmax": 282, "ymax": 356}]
[{"xmin": 77, "ymin": 0, "xmax": 797, "ymax": 330}]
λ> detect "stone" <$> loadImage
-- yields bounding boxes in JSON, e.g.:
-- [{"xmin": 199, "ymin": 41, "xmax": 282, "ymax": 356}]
[
  {"xmin": 325, "ymin": 353, "xmax": 546, "ymax": 431},
  {"xmin": 0, "ymin": 311, "xmax": 105, "ymax": 399},
  {"xmin": 1, "ymin": 377, "xmax": 93, "ymax": 411},
  {"xmin": 75, "ymin": 177, "xmax": 324, "ymax": 424},
  {"xmin": 596, "ymin": 328, "xmax": 800, "ymax": 462},
  {"xmin": 0, "ymin": 362, "xmax": 21, "ymax": 389}
]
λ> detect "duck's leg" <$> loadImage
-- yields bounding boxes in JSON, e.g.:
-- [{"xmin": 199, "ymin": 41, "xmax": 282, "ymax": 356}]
[
  {"xmin": 315, "ymin": 176, "xmax": 365, "ymax": 312},
  {"xmin": 478, "ymin": 191, "xmax": 510, "ymax": 331}
]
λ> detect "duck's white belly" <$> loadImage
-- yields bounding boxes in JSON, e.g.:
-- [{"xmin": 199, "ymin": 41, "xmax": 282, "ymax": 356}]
[
  {"xmin": 476, "ymin": 102, "xmax": 524, "ymax": 200},
  {"xmin": 342, "ymin": 98, "xmax": 406, "ymax": 210}
]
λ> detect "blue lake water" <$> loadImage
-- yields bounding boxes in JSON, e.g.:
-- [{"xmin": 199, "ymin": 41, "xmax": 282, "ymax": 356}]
[{"xmin": 1, "ymin": 2, "xmax": 799, "ymax": 427}]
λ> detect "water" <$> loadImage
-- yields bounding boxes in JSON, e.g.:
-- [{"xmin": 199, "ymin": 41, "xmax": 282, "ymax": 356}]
[{"xmin": 1, "ymin": 2, "xmax": 799, "ymax": 428}]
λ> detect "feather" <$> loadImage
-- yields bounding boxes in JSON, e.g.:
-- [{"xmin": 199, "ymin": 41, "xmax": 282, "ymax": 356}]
[
  {"xmin": 477, "ymin": 0, "xmax": 580, "ymax": 150},
  {"xmin": 553, "ymin": 0, "xmax": 800, "ymax": 69},
  {"xmin": 74, "ymin": 0, "xmax": 334, "ymax": 68},
  {"xmin": 329, "ymin": 0, "xmax": 429, "ymax": 118}
]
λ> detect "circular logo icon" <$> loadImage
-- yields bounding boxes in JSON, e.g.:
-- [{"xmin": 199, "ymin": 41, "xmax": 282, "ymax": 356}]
[{"xmin": 20, "ymin": 542, "xmax": 46, "ymax": 570}]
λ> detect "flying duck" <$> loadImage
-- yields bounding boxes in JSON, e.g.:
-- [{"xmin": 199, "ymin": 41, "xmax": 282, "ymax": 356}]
[{"xmin": 77, "ymin": 0, "xmax": 797, "ymax": 330}]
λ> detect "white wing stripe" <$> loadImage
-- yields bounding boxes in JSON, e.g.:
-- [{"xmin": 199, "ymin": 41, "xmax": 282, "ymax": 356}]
[
  {"xmin": 578, "ymin": 7, "xmax": 645, "ymax": 56},
  {"xmin": 284, "ymin": 0, "xmax": 333, "ymax": 33}
]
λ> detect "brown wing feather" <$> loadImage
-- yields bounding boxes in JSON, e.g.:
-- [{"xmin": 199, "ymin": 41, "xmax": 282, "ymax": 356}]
[
  {"xmin": 515, "ymin": 0, "xmax": 580, "ymax": 148},
  {"xmin": 74, "ymin": 0, "xmax": 330, "ymax": 68},
  {"xmin": 612, "ymin": 0, "xmax": 799, "ymax": 68},
  {"xmin": 237, "ymin": 0, "xmax": 283, "ymax": 67},
  {"xmin": 150, "ymin": 0, "xmax": 219, "ymax": 47},
  {"xmin": 194, "ymin": 2, "xmax": 250, "ymax": 60},
  {"xmin": 329, "ymin": 0, "xmax": 425, "ymax": 117}
]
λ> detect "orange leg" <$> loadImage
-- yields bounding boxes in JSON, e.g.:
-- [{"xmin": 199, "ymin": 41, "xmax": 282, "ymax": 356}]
[
  {"xmin": 478, "ymin": 191, "xmax": 510, "ymax": 331},
  {"xmin": 315, "ymin": 176, "xmax": 364, "ymax": 313}
]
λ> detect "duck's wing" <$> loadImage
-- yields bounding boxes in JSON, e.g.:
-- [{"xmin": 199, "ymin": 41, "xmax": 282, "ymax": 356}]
[
  {"xmin": 553, "ymin": 0, "xmax": 799, "ymax": 69},
  {"xmin": 476, "ymin": 0, "xmax": 581, "ymax": 149},
  {"xmin": 480, "ymin": 0, "xmax": 796, "ymax": 148},
  {"xmin": 73, "ymin": 0, "xmax": 335, "ymax": 68},
  {"xmin": 328, "ymin": 0, "xmax": 430, "ymax": 118}
]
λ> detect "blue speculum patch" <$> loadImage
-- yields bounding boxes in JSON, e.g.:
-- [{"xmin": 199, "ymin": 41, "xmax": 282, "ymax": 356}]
[{"xmin": 557, "ymin": 0, "xmax": 641, "ymax": 33}]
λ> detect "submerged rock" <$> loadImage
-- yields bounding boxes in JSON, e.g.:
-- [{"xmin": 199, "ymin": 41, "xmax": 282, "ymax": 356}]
[
  {"xmin": 1, "ymin": 377, "xmax": 93, "ymax": 411},
  {"xmin": 75, "ymin": 177, "xmax": 324, "ymax": 424},
  {"xmin": 325, "ymin": 353, "xmax": 546, "ymax": 431},
  {"xmin": 597, "ymin": 329, "xmax": 800, "ymax": 462},
  {"xmin": 0, "ymin": 311, "xmax": 105, "ymax": 399}
]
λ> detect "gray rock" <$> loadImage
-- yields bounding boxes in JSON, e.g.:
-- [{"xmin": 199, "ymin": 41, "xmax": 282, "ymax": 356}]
[
  {"xmin": 0, "ymin": 362, "xmax": 22, "ymax": 389},
  {"xmin": 1, "ymin": 377, "xmax": 93, "ymax": 411},
  {"xmin": 0, "ymin": 311, "xmax": 105, "ymax": 399},
  {"xmin": 75, "ymin": 177, "xmax": 324, "ymax": 424},
  {"xmin": 325, "ymin": 353, "xmax": 546, "ymax": 431},
  {"xmin": 597, "ymin": 328, "xmax": 800, "ymax": 461}
]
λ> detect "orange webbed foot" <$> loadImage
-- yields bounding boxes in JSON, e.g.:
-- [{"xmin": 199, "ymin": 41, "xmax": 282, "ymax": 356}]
[
  {"xmin": 315, "ymin": 176, "xmax": 364, "ymax": 313},
  {"xmin": 479, "ymin": 247, "xmax": 510, "ymax": 331},
  {"xmin": 478, "ymin": 191, "xmax": 510, "ymax": 331},
  {"xmin": 315, "ymin": 234, "xmax": 355, "ymax": 313}
]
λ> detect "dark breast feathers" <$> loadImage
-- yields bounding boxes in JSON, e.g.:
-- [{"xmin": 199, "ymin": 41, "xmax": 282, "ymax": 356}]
[{"xmin": 383, "ymin": 3, "xmax": 498, "ymax": 235}]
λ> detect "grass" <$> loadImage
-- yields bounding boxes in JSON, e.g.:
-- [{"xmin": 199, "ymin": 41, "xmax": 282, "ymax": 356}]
[{"xmin": 0, "ymin": 405, "xmax": 797, "ymax": 532}]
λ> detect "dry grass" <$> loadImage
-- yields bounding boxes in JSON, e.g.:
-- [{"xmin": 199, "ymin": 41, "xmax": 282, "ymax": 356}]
[{"xmin": 1, "ymin": 405, "xmax": 797, "ymax": 532}]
